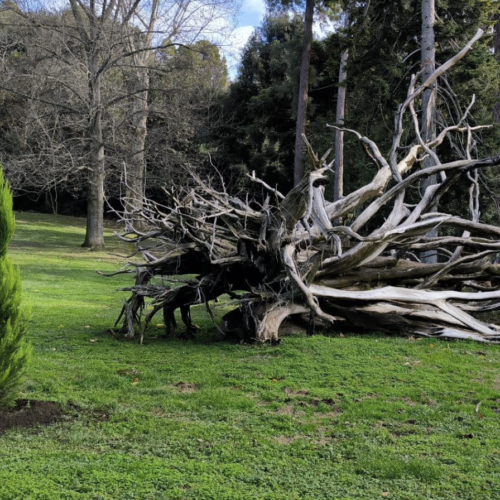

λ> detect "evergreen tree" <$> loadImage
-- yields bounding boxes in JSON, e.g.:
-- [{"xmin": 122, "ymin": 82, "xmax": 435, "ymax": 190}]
[
  {"xmin": 341, "ymin": 0, "xmax": 500, "ymax": 223},
  {"xmin": 267, "ymin": 0, "xmax": 341, "ymax": 184},
  {"xmin": 218, "ymin": 14, "xmax": 328, "ymax": 192},
  {"xmin": 0, "ymin": 164, "xmax": 30, "ymax": 409},
  {"xmin": 215, "ymin": 0, "xmax": 499, "ymax": 204}
]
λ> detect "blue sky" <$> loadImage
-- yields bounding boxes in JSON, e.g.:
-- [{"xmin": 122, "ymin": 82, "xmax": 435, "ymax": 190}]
[
  {"xmin": 226, "ymin": 0, "xmax": 335, "ymax": 79},
  {"xmin": 224, "ymin": 0, "xmax": 266, "ymax": 78},
  {"xmin": 237, "ymin": 0, "xmax": 267, "ymax": 29}
]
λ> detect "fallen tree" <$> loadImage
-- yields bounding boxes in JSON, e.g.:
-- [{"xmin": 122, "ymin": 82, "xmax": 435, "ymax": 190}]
[{"xmin": 112, "ymin": 29, "xmax": 500, "ymax": 344}]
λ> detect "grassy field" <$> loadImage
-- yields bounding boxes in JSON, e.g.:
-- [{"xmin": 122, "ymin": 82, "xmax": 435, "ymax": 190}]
[{"xmin": 0, "ymin": 212, "xmax": 499, "ymax": 499}]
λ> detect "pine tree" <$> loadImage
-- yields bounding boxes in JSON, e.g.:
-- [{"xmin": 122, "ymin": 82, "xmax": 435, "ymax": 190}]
[{"xmin": 0, "ymin": 165, "xmax": 30, "ymax": 409}]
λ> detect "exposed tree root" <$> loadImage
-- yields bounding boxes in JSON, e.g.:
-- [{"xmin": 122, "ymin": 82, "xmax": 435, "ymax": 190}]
[{"xmin": 111, "ymin": 29, "xmax": 500, "ymax": 344}]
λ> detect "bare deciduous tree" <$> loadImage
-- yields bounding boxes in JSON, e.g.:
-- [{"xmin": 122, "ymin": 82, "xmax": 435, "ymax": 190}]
[
  {"xmin": 119, "ymin": 0, "xmax": 237, "ymax": 214},
  {"xmin": 0, "ymin": 0, "xmax": 237, "ymax": 246}
]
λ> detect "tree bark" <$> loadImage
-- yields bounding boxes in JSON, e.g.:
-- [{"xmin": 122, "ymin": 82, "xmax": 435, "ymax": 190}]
[
  {"xmin": 83, "ymin": 89, "xmax": 105, "ymax": 249},
  {"xmin": 334, "ymin": 10, "xmax": 349, "ymax": 204},
  {"xmin": 293, "ymin": 0, "xmax": 315, "ymax": 186},
  {"xmin": 421, "ymin": 0, "xmax": 438, "ymax": 263},
  {"xmin": 81, "ymin": 24, "xmax": 105, "ymax": 247},
  {"xmin": 122, "ymin": 0, "xmax": 159, "ymax": 214},
  {"xmin": 69, "ymin": 0, "xmax": 107, "ymax": 249},
  {"xmin": 493, "ymin": 17, "xmax": 500, "ymax": 123},
  {"xmin": 125, "ymin": 67, "xmax": 149, "ymax": 214}
]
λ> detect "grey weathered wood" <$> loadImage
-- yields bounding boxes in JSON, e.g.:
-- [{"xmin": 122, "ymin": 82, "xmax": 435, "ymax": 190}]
[{"xmin": 112, "ymin": 29, "xmax": 500, "ymax": 344}]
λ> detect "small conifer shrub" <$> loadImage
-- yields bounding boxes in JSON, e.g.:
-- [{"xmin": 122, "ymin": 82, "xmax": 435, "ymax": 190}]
[{"xmin": 0, "ymin": 165, "xmax": 30, "ymax": 408}]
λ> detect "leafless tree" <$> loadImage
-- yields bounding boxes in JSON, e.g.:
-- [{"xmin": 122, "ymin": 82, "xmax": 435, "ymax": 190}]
[
  {"xmin": 0, "ymin": 0, "xmax": 237, "ymax": 247},
  {"xmin": 117, "ymin": 0, "xmax": 237, "ymax": 214}
]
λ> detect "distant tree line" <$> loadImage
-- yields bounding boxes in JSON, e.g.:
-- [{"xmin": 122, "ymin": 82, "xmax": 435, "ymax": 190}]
[
  {"xmin": 219, "ymin": 1, "xmax": 499, "ymax": 193},
  {"xmin": 0, "ymin": 0, "xmax": 232, "ymax": 246},
  {"xmin": 0, "ymin": 0, "xmax": 499, "ymax": 245}
]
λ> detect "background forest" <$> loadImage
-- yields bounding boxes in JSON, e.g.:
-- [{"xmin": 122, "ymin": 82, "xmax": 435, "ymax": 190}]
[{"xmin": 0, "ymin": 0, "xmax": 499, "ymax": 234}]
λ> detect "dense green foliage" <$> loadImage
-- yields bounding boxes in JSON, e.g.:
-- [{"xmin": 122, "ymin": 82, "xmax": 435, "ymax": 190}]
[
  {"xmin": 0, "ymin": 212, "xmax": 499, "ymax": 498},
  {"xmin": 0, "ymin": 166, "xmax": 30, "ymax": 408},
  {"xmin": 216, "ymin": 14, "xmax": 306, "ymax": 191},
  {"xmin": 214, "ymin": 0, "xmax": 499, "ymax": 203},
  {"xmin": 1, "ymin": 1, "xmax": 497, "ymax": 212},
  {"xmin": 343, "ymin": 0, "xmax": 500, "ymax": 215}
]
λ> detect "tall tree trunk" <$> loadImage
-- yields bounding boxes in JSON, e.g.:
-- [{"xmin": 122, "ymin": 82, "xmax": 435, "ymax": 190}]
[
  {"xmin": 83, "ymin": 61, "xmax": 105, "ymax": 248},
  {"xmin": 68, "ymin": 0, "xmax": 107, "ymax": 249},
  {"xmin": 421, "ymin": 0, "xmax": 438, "ymax": 263},
  {"xmin": 493, "ymin": 17, "xmax": 500, "ymax": 123},
  {"xmin": 293, "ymin": 0, "xmax": 315, "ymax": 187},
  {"xmin": 125, "ymin": 68, "xmax": 149, "ymax": 214},
  {"xmin": 334, "ymin": 10, "xmax": 349, "ymax": 204},
  {"xmin": 122, "ymin": 0, "xmax": 159, "ymax": 215}
]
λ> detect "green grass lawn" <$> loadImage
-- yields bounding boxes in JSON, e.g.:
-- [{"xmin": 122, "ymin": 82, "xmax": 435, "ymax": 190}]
[{"xmin": 0, "ymin": 212, "xmax": 499, "ymax": 499}]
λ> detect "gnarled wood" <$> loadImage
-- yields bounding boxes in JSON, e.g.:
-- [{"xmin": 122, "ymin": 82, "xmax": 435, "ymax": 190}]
[{"xmin": 112, "ymin": 29, "xmax": 500, "ymax": 344}]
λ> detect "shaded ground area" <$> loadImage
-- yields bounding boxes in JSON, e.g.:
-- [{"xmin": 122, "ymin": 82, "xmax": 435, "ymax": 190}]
[{"xmin": 0, "ymin": 399, "xmax": 64, "ymax": 433}]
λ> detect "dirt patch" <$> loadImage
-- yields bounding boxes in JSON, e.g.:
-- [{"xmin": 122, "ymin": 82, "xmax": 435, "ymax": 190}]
[
  {"xmin": 311, "ymin": 397, "xmax": 337, "ymax": 408},
  {"xmin": 283, "ymin": 387, "xmax": 309, "ymax": 397},
  {"xmin": 276, "ymin": 404, "xmax": 304, "ymax": 416},
  {"xmin": 174, "ymin": 382, "xmax": 198, "ymax": 393},
  {"xmin": 311, "ymin": 410, "xmax": 344, "ymax": 421},
  {"xmin": 402, "ymin": 397, "xmax": 417, "ymax": 407},
  {"xmin": 0, "ymin": 399, "xmax": 64, "ymax": 434},
  {"xmin": 354, "ymin": 393, "xmax": 379, "ymax": 403},
  {"xmin": 390, "ymin": 424, "xmax": 417, "ymax": 437}
]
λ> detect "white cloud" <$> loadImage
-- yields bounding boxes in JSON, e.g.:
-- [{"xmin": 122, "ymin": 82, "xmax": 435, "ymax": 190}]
[
  {"xmin": 232, "ymin": 25, "xmax": 256, "ymax": 51},
  {"xmin": 223, "ymin": 25, "xmax": 256, "ymax": 80},
  {"xmin": 313, "ymin": 17, "xmax": 336, "ymax": 39}
]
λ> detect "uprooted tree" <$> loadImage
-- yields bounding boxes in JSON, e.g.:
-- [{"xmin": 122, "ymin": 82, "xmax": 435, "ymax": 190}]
[{"xmin": 112, "ymin": 29, "xmax": 500, "ymax": 344}]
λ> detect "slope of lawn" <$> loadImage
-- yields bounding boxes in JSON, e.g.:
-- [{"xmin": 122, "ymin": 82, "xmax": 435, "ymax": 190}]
[{"xmin": 0, "ymin": 211, "xmax": 499, "ymax": 500}]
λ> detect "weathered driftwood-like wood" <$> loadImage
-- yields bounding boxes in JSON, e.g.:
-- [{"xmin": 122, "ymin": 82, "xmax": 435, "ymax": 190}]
[{"xmin": 113, "ymin": 29, "xmax": 500, "ymax": 344}]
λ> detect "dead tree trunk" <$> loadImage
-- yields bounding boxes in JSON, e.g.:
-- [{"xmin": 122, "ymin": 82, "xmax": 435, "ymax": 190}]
[
  {"xmin": 293, "ymin": 0, "xmax": 315, "ymax": 186},
  {"xmin": 420, "ymin": 0, "xmax": 438, "ymax": 262},
  {"xmin": 334, "ymin": 9, "xmax": 349, "ymax": 204},
  {"xmin": 112, "ymin": 29, "xmax": 500, "ymax": 345}
]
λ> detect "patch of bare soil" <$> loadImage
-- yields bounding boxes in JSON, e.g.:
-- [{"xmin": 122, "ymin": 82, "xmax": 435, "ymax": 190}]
[
  {"xmin": 283, "ymin": 387, "xmax": 309, "ymax": 396},
  {"xmin": 276, "ymin": 404, "xmax": 304, "ymax": 416},
  {"xmin": 0, "ymin": 399, "xmax": 64, "ymax": 434},
  {"xmin": 174, "ymin": 382, "xmax": 198, "ymax": 393}
]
